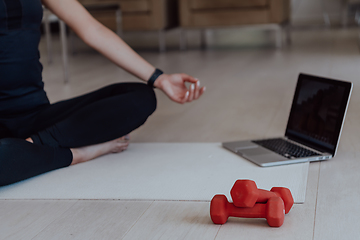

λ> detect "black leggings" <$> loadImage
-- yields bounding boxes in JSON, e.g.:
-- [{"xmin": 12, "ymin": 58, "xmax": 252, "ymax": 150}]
[{"xmin": 0, "ymin": 83, "xmax": 157, "ymax": 186}]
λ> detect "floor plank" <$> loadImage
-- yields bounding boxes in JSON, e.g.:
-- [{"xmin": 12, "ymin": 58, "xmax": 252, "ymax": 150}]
[
  {"xmin": 313, "ymin": 152, "xmax": 360, "ymax": 240},
  {"xmin": 0, "ymin": 200, "xmax": 77, "ymax": 240},
  {"xmin": 122, "ymin": 201, "xmax": 220, "ymax": 240},
  {"xmin": 32, "ymin": 200, "xmax": 153, "ymax": 240}
]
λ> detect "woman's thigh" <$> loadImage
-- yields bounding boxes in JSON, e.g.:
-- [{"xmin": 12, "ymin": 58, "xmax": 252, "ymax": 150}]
[{"xmin": 29, "ymin": 82, "xmax": 157, "ymax": 148}]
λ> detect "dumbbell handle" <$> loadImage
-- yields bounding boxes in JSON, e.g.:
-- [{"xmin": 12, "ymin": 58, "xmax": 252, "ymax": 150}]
[
  {"xmin": 227, "ymin": 201, "xmax": 267, "ymax": 218},
  {"xmin": 257, "ymin": 189, "xmax": 279, "ymax": 203}
]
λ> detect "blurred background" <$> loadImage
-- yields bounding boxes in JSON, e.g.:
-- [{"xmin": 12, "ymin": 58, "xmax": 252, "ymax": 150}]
[
  {"xmin": 42, "ymin": 0, "xmax": 360, "ymax": 50},
  {"xmin": 39, "ymin": 0, "xmax": 360, "ymax": 151}
]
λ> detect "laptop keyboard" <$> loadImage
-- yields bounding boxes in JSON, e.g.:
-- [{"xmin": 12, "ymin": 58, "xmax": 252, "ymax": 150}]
[{"xmin": 252, "ymin": 138, "xmax": 320, "ymax": 159}]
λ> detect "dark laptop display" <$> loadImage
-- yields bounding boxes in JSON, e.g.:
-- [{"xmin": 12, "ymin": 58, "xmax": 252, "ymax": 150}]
[{"xmin": 285, "ymin": 74, "xmax": 353, "ymax": 155}]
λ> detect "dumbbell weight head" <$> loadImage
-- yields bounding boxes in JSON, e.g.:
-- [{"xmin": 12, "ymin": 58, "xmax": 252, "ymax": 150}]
[
  {"xmin": 265, "ymin": 197, "xmax": 285, "ymax": 227},
  {"xmin": 231, "ymin": 179, "xmax": 294, "ymax": 214},
  {"xmin": 230, "ymin": 179, "xmax": 259, "ymax": 208},
  {"xmin": 269, "ymin": 187, "xmax": 294, "ymax": 214},
  {"xmin": 210, "ymin": 195, "xmax": 230, "ymax": 224}
]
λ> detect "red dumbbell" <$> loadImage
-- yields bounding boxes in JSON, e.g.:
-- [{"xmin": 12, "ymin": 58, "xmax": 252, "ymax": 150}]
[
  {"xmin": 210, "ymin": 194, "xmax": 285, "ymax": 227},
  {"xmin": 230, "ymin": 179, "xmax": 294, "ymax": 214}
]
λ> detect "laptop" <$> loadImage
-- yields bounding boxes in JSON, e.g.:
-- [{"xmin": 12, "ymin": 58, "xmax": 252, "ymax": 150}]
[{"xmin": 222, "ymin": 73, "xmax": 353, "ymax": 167}]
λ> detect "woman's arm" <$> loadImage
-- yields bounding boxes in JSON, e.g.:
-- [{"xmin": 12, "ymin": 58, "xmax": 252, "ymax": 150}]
[
  {"xmin": 42, "ymin": 0, "xmax": 154, "ymax": 81},
  {"xmin": 41, "ymin": 0, "xmax": 205, "ymax": 103}
]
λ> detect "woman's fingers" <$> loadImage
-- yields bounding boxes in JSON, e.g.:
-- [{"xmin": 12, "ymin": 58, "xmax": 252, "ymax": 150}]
[
  {"xmin": 179, "ymin": 91, "xmax": 189, "ymax": 104},
  {"xmin": 199, "ymin": 86, "xmax": 206, "ymax": 98},
  {"xmin": 188, "ymin": 84, "xmax": 195, "ymax": 102},
  {"xmin": 194, "ymin": 80, "xmax": 200, "ymax": 100},
  {"xmin": 162, "ymin": 73, "xmax": 205, "ymax": 104},
  {"xmin": 181, "ymin": 73, "xmax": 198, "ymax": 84},
  {"xmin": 180, "ymin": 75, "xmax": 200, "ymax": 102},
  {"xmin": 188, "ymin": 79, "xmax": 205, "ymax": 102}
]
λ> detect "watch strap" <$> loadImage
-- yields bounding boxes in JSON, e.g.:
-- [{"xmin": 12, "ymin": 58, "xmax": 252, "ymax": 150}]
[{"xmin": 147, "ymin": 68, "xmax": 164, "ymax": 88}]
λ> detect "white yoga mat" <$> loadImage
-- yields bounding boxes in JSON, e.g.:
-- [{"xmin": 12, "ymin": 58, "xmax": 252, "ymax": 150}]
[{"xmin": 0, "ymin": 143, "xmax": 309, "ymax": 203}]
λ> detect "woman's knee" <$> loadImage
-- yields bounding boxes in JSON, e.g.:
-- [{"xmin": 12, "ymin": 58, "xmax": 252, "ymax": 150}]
[
  {"xmin": 108, "ymin": 82, "xmax": 157, "ymax": 114},
  {"xmin": 137, "ymin": 83, "xmax": 157, "ymax": 115},
  {"xmin": 0, "ymin": 138, "xmax": 72, "ymax": 186},
  {"xmin": 0, "ymin": 138, "xmax": 33, "ymax": 185},
  {"xmin": 0, "ymin": 138, "xmax": 20, "ymax": 186},
  {"xmin": 121, "ymin": 84, "xmax": 157, "ymax": 132},
  {"xmin": 121, "ymin": 83, "xmax": 157, "ymax": 117},
  {"xmin": 0, "ymin": 138, "xmax": 18, "ymax": 155}
]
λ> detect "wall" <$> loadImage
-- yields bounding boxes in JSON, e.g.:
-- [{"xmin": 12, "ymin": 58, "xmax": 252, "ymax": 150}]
[{"xmin": 291, "ymin": 0, "xmax": 346, "ymax": 26}]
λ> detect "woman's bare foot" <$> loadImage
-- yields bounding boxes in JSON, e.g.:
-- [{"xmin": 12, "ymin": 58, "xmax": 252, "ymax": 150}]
[{"xmin": 70, "ymin": 135, "xmax": 130, "ymax": 165}]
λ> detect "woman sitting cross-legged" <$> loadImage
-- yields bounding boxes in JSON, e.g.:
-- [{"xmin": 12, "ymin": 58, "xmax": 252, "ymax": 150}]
[{"xmin": 0, "ymin": 0, "xmax": 205, "ymax": 186}]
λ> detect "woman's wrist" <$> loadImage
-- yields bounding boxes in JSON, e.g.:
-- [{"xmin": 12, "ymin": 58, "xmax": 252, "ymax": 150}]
[
  {"xmin": 153, "ymin": 73, "xmax": 167, "ymax": 89},
  {"xmin": 147, "ymin": 68, "xmax": 164, "ymax": 88}
]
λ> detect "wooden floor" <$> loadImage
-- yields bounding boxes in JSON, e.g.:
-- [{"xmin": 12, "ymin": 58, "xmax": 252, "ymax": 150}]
[{"xmin": 1, "ymin": 27, "xmax": 360, "ymax": 239}]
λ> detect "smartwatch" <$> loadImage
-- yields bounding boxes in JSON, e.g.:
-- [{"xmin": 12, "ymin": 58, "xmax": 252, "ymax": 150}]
[{"xmin": 147, "ymin": 68, "xmax": 164, "ymax": 88}]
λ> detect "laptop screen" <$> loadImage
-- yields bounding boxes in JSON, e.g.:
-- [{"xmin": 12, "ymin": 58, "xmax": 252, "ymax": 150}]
[{"xmin": 285, "ymin": 74, "xmax": 352, "ymax": 154}]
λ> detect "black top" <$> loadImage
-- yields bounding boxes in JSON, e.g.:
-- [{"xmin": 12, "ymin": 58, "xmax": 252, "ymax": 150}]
[{"xmin": 0, "ymin": 0, "xmax": 50, "ymax": 117}]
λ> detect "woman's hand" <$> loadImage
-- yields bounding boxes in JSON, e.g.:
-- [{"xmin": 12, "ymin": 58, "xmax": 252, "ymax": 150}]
[{"xmin": 154, "ymin": 74, "xmax": 206, "ymax": 104}]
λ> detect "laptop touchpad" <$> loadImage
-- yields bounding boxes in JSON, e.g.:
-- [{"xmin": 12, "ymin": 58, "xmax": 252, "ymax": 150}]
[{"xmin": 238, "ymin": 147, "xmax": 272, "ymax": 156}]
